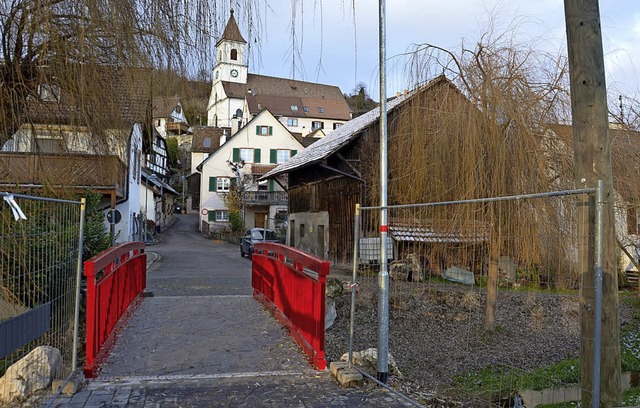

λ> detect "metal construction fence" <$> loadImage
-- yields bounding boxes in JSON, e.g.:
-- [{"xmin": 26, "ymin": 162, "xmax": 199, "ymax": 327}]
[
  {"xmin": 0, "ymin": 193, "xmax": 85, "ymax": 398},
  {"xmin": 345, "ymin": 187, "xmax": 602, "ymax": 406}
]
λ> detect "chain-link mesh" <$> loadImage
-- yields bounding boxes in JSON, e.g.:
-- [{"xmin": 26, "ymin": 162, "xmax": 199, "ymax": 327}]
[
  {"xmin": 347, "ymin": 190, "xmax": 593, "ymax": 406},
  {"xmin": 0, "ymin": 193, "xmax": 83, "ymax": 402}
]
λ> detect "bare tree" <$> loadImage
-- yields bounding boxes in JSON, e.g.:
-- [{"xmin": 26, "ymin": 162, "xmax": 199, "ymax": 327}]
[{"xmin": 0, "ymin": 0, "xmax": 264, "ymax": 144}]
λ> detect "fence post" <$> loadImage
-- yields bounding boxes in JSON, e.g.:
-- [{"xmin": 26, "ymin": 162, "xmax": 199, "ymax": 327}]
[
  {"xmin": 71, "ymin": 198, "xmax": 86, "ymax": 372},
  {"xmin": 349, "ymin": 204, "xmax": 361, "ymax": 368},
  {"xmin": 592, "ymin": 180, "xmax": 604, "ymax": 408}
]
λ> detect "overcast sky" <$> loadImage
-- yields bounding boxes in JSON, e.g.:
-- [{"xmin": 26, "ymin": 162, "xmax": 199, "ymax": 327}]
[{"xmin": 239, "ymin": 0, "xmax": 639, "ymax": 103}]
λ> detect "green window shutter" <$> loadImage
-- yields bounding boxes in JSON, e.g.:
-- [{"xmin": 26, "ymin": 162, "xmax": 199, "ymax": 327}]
[
  {"xmin": 208, "ymin": 211, "xmax": 215, "ymax": 222},
  {"xmin": 209, "ymin": 177, "xmax": 217, "ymax": 191},
  {"xmin": 256, "ymin": 125, "xmax": 260, "ymax": 135},
  {"xmin": 269, "ymin": 126, "xmax": 273, "ymax": 135},
  {"xmin": 232, "ymin": 148, "xmax": 240, "ymax": 162},
  {"xmin": 290, "ymin": 149, "xmax": 297, "ymax": 157},
  {"xmin": 268, "ymin": 179, "xmax": 274, "ymax": 192},
  {"xmin": 254, "ymin": 148, "xmax": 261, "ymax": 163},
  {"xmin": 270, "ymin": 149, "xmax": 277, "ymax": 164}
]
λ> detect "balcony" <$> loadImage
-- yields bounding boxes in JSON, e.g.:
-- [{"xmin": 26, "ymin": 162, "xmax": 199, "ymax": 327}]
[
  {"xmin": 0, "ymin": 153, "xmax": 127, "ymax": 196},
  {"xmin": 242, "ymin": 191, "xmax": 288, "ymax": 206},
  {"xmin": 166, "ymin": 121, "xmax": 189, "ymax": 135}
]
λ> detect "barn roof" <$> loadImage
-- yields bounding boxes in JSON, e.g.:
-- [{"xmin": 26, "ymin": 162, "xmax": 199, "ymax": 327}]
[{"xmin": 261, "ymin": 76, "xmax": 453, "ymax": 180}]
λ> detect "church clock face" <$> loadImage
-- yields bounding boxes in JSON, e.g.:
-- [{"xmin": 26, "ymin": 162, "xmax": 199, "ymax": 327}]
[{"xmin": 230, "ymin": 69, "xmax": 238, "ymax": 78}]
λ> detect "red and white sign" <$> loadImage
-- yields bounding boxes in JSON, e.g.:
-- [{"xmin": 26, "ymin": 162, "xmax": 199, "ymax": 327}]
[{"xmin": 201, "ymin": 208, "xmax": 209, "ymax": 216}]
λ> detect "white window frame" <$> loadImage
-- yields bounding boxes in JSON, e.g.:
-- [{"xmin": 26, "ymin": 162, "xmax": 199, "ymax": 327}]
[
  {"xmin": 276, "ymin": 150, "xmax": 290, "ymax": 164},
  {"xmin": 287, "ymin": 118, "xmax": 298, "ymax": 127},
  {"xmin": 215, "ymin": 210, "xmax": 229, "ymax": 222},
  {"xmin": 240, "ymin": 148, "xmax": 254, "ymax": 163},
  {"xmin": 217, "ymin": 177, "xmax": 230, "ymax": 192},
  {"xmin": 259, "ymin": 126, "xmax": 269, "ymax": 135}
]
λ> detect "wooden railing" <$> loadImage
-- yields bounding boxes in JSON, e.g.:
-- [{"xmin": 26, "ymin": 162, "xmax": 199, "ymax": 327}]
[
  {"xmin": 252, "ymin": 243, "xmax": 329, "ymax": 370},
  {"xmin": 83, "ymin": 242, "xmax": 146, "ymax": 378},
  {"xmin": 0, "ymin": 152, "xmax": 126, "ymax": 194},
  {"xmin": 242, "ymin": 191, "xmax": 288, "ymax": 206}
]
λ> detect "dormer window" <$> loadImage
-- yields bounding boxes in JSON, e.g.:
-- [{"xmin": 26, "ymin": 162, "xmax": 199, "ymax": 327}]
[
  {"xmin": 203, "ymin": 138, "xmax": 211, "ymax": 147},
  {"xmin": 231, "ymin": 49, "xmax": 238, "ymax": 60},
  {"xmin": 303, "ymin": 106, "xmax": 309, "ymax": 112},
  {"xmin": 318, "ymin": 107, "xmax": 324, "ymax": 113},
  {"xmin": 39, "ymin": 84, "xmax": 60, "ymax": 102},
  {"xmin": 291, "ymin": 105, "xmax": 298, "ymax": 111}
]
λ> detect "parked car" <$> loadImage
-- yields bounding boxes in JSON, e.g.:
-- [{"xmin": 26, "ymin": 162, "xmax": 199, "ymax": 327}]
[
  {"xmin": 174, "ymin": 204, "xmax": 183, "ymax": 214},
  {"xmin": 240, "ymin": 228, "xmax": 280, "ymax": 258}
]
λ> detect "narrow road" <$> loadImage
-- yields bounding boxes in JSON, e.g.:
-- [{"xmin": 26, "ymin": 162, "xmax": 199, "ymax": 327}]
[{"xmin": 47, "ymin": 214, "xmax": 408, "ymax": 407}]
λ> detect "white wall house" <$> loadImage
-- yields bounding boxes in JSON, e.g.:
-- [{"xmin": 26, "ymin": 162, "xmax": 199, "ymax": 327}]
[{"xmin": 197, "ymin": 109, "xmax": 303, "ymax": 232}]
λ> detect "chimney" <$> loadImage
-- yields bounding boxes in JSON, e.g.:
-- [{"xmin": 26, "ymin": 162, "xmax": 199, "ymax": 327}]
[{"xmin": 219, "ymin": 129, "xmax": 227, "ymax": 146}]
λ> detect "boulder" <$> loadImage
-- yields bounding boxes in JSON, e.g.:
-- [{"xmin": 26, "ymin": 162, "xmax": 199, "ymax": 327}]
[
  {"xmin": 0, "ymin": 346, "xmax": 63, "ymax": 404},
  {"xmin": 340, "ymin": 348, "xmax": 402, "ymax": 377},
  {"xmin": 325, "ymin": 278, "xmax": 344, "ymax": 298},
  {"xmin": 389, "ymin": 253, "xmax": 423, "ymax": 282}
]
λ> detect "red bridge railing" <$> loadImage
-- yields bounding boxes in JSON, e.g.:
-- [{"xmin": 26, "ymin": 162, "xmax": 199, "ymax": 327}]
[
  {"xmin": 83, "ymin": 242, "xmax": 146, "ymax": 378},
  {"xmin": 252, "ymin": 243, "xmax": 329, "ymax": 370}
]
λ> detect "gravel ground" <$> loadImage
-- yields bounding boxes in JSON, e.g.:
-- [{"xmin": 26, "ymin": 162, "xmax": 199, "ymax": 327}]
[{"xmin": 324, "ymin": 278, "xmax": 636, "ymax": 404}]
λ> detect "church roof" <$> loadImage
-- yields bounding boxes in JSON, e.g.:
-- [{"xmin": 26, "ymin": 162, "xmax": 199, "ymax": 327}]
[
  {"xmin": 217, "ymin": 10, "xmax": 246, "ymax": 46},
  {"xmin": 221, "ymin": 74, "xmax": 351, "ymax": 120}
]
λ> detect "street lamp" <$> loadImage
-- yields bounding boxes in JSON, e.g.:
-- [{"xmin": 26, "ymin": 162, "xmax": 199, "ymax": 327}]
[{"xmin": 144, "ymin": 173, "xmax": 158, "ymax": 243}]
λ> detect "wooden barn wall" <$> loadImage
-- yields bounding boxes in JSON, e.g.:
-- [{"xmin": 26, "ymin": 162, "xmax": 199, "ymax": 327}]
[{"xmin": 326, "ymin": 177, "xmax": 362, "ymax": 265}]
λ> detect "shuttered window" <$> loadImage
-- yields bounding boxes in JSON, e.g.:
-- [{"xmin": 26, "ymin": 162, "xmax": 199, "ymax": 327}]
[{"xmin": 208, "ymin": 177, "xmax": 216, "ymax": 192}]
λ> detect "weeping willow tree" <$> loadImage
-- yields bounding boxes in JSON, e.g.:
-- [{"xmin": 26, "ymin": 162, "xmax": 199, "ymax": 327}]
[
  {"xmin": 359, "ymin": 22, "xmax": 579, "ymax": 330},
  {"xmin": 0, "ymin": 0, "xmax": 266, "ymax": 146}
]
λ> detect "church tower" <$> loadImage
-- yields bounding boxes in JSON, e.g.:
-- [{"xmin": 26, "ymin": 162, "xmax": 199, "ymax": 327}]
[{"xmin": 212, "ymin": 9, "xmax": 247, "ymax": 85}]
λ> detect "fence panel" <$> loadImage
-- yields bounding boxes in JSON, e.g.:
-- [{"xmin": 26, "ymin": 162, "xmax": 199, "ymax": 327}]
[
  {"xmin": 83, "ymin": 242, "xmax": 146, "ymax": 378},
  {"xmin": 252, "ymin": 242, "xmax": 329, "ymax": 370},
  {"xmin": 0, "ymin": 193, "xmax": 84, "ymax": 394},
  {"xmin": 339, "ymin": 189, "xmax": 602, "ymax": 406}
]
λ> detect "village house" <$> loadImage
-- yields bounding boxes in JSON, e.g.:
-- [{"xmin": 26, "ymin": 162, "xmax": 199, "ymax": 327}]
[
  {"xmin": 152, "ymin": 96, "xmax": 190, "ymax": 138},
  {"xmin": 0, "ymin": 67, "xmax": 151, "ymax": 243},
  {"xmin": 197, "ymin": 109, "xmax": 303, "ymax": 234},
  {"xmin": 0, "ymin": 67, "xmax": 177, "ymax": 243},
  {"xmin": 207, "ymin": 10, "xmax": 351, "ymax": 135}
]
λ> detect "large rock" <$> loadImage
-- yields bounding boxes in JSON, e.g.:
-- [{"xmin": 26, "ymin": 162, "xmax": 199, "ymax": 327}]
[
  {"xmin": 0, "ymin": 346, "xmax": 63, "ymax": 404},
  {"xmin": 389, "ymin": 253, "xmax": 422, "ymax": 282},
  {"xmin": 340, "ymin": 348, "xmax": 402, "ymax": 377}
]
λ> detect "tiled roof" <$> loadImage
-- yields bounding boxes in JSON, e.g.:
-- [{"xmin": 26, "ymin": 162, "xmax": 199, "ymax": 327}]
[
  {"xmin": 25, "ymin": 66, "xmax": 151, "ymax": 127},
  {"xmin": 152, "ymin": 96, "xmax": 180, "ymax": 119},
  {"xmin": 261, "ymin": 76, "xmax": 453, "ymax": 180},
  {"xmin": 222, "ymin": 74, "xmax": 351, "ymax": 120},
  {"xmin": 191, "ymin": 126, "xmax": 228, "ymax": 153},
  {"xmin": 217, "ymin": 10, "xmax": 246, "ymax": 45}
]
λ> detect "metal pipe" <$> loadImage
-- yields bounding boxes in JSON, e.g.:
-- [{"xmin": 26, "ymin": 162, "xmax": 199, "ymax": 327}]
[
  {"xmin": 348, "ymin": 204, "xmax": 361, "ymax": 368},
  {"xmin": 592, "ymin": 179, "xmax": 604, "ymax": 408},
  {"xmin": 71, "ymin": 198, "xmax": 86, "ymax": 371},
  {"xmin": 377, "ymin": 0, "xmax": 389, "ymax": 384},
  {"xmin": 0, "ymin": 192, "xmax": 82, "ymax": 205},
  {"xmin": 144, "ymin": 175, "xmax": 149, "ymax": 243},
  {"xmin": 361, "ymin": 187, "xmax": 597, "ymax": 211}
]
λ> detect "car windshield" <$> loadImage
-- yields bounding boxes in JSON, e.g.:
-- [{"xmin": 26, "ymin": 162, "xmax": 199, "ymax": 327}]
[
  {"xmin": 251, "ymin": 230, "xmax": 277, "ymax": 240},
  {"xmin": 263, "ymin": 230, "xmax": 278, "ymax": 240}
]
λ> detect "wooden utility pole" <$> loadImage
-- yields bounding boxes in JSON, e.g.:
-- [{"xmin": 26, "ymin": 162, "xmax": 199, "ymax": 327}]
[{"xmin": 564, "ymin": 1, "xmax": 621, "ymax": 406}]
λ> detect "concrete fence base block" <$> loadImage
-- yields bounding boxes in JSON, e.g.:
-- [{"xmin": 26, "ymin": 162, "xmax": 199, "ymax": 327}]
[
  {"xmin": 330, "ymin": 361, "xmax": 362, "ymax": 388},
  {"xmin": 52, "ymin": 371, "xmax": 84, "ymax": 395}
]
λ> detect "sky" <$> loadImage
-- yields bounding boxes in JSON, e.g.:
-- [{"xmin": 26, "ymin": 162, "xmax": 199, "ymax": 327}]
[{"xmin": 237, "ymin": 0, "xmax": 639, "ymax": 103}]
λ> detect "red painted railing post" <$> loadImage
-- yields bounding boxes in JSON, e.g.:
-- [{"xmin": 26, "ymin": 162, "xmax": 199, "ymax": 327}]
[
  {"xmin": 83, "ymin": 242, "xmax": 146, "ymax": 378},
  {"xmin": 251, "ymin": 243, "xmax": 330, "ymax": 370}
]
